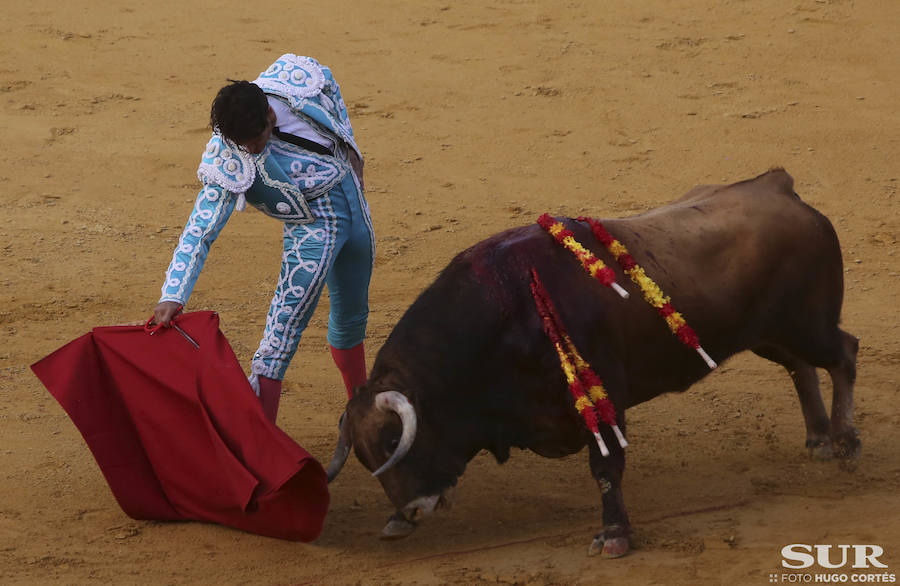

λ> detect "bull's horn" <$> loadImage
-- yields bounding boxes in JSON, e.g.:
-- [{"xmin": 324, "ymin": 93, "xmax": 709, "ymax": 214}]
[
  {"xmin": 372, "ymin": 391, "xmax": 417, "ymax": 477},
  {"xmin": 325, "ymin": 412, "xmax": 352, "ymax": 483}
]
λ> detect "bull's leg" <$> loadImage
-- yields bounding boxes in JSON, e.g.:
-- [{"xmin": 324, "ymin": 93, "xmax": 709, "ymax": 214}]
[
  {"xmin": 587, "ymin": 429, "xmax": 630, "ymax": 558},
  {"xmin": 752, "ymin": 345, "xmax": 832, "ymax": 458},
  {"xmin": 826, "ymin": 329, "xmax": 860, "ymax": 459}
]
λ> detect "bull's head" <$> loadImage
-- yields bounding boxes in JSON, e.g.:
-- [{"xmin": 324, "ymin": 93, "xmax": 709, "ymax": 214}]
[{"xmin": 326, "ymin": 387, "xmax": 460, "ymax": 539}]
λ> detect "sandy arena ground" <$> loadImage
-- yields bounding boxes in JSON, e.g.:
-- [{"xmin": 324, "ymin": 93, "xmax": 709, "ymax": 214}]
[{"xmin": 1, "ymin": 1, "xmax": 898, "ymax": 584}]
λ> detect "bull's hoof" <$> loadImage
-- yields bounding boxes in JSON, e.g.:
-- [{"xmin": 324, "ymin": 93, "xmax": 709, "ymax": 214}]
[
  {"xmin": 380, "ymin": 514, "xmax": 417, "ymax": 540},
  {"xmin": 806, "ymin": 438, "xmax": 834, "ymax": 461},
  {"xmin": 588, "ymin": 533, "xmax": 630, "ymax": 558},
  {"xmin": 832, "ymin": 429, "xmax": 861, "ymax": 461}
]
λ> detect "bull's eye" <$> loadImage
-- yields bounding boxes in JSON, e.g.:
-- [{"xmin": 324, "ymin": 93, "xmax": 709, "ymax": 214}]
[{"xmin": 379, "ymin": 428, "xmax": 401, "ymax": 457}]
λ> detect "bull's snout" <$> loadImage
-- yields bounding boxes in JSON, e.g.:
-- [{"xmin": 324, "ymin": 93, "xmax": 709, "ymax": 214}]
[
  {"xmin": 380, "ymin": 511, "xmax": 417, "ymax": 540},
  {"xmin": 380, "ymin": 489, "xmax": 454, "ymax": 540},
  {"xmin": 402, "ymin": 494, "xmax": 442, "ymax": 520}
]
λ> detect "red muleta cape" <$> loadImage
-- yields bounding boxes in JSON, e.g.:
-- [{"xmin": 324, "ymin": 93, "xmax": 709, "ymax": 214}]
[{"xmin": 31, "ymin": 311, "xmax": 329, "ymax": 542}]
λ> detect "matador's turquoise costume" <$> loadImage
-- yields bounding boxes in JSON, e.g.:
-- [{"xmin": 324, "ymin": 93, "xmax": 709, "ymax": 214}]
[{"xmin": 160, "ymin": 54, "xmax": 375, "ymax": 394}]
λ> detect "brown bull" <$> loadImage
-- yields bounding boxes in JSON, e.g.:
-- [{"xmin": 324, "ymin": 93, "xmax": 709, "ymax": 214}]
[{"xmin": 327, "ymin": 169, "xmax": 859, "ymax": 558}]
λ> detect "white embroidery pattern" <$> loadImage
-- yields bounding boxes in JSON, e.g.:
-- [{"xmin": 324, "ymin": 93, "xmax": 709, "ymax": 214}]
[
  {"xmin": 254, "ymin": 54, "xmax": 325, "ymax": 99},
  {"xmin": 251, "ymin": 196, "xmax": 337, "ymax": 379},
  {"xmin": 320, "ymin": 78, "xmax": 356, "ymax": 149},
  {"xmin": 253, "ymin": 151, "xmax": 315, "ymax": 222},
  {"xmin": 253, "ymin": 55, "xmax": 359, "ymax": 157},
  {"xmin": 197, "ymin": 134, "xmax": 256, "ymax": 193},
  {"xmin": 160, "ymin": 183, "xmax": 236, "ymax": 304}
]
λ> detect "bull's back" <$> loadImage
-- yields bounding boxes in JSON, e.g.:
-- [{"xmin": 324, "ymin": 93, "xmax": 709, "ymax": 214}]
[
  {"xmin": 383, "ymin": 169, "xmax": 845, "ymax": 422},
  {"xmin": 589, "ymin": 169, "xmax": 843, "ymax": 401},
  {"xmin": 502, "ymin": 169, "xmax": 845, "ymax": 404},
  {"xmin": 608, "ymin": 169, "xmax": 841, "ymax": 311}
]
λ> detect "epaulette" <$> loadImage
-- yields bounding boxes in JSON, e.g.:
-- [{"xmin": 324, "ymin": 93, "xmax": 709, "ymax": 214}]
[
  {"xmin": 253, "ymin": 54, "xmax": 325, "ymax": 105},
  {"xmin": 196, "ymin": 134, "xmax": 256, "ymax": 193}
]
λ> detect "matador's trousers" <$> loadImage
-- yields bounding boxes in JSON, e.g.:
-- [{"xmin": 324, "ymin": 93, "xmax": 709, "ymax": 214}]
[{"xmin": 250, "ymin": 173, "xmax": 375, "ymax": 382}]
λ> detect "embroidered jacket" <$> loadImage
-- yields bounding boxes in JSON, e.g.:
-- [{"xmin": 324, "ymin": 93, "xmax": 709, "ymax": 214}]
[{"xmin": 160, "ymin": 54, "xmax": 359, "ymax": 305}]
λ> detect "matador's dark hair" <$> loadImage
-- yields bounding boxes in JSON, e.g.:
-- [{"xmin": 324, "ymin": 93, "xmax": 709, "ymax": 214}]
[{"xmin": 209, "ymin": 79, "xmax": 269, "ymax": 143}]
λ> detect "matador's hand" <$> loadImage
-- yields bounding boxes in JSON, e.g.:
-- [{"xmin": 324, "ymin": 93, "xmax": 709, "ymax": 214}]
[{"xmin": 152, "ymin": 301, "xmax": 183, "ymax": 326}]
